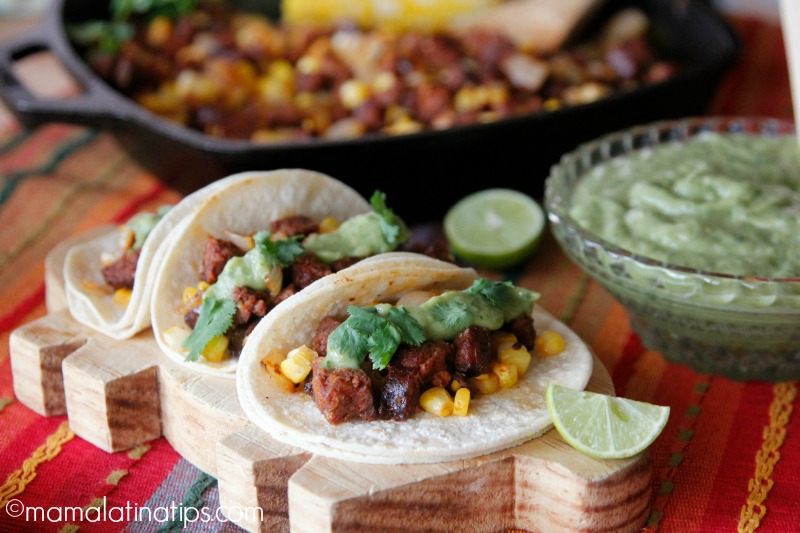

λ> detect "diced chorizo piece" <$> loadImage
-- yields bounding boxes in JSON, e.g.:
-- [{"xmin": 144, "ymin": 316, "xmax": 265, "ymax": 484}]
[
  {"xmin": 290, "ymin": 254, "xmax": 333, "ymax": 289},
  {"xmin": 310, "ymin": 316, "xmax": 343, "ymax": 358},
  {"xmin": 184, "ymin": 304, "xmax": 201, "ymax": 329},
  {"xmin": 312, "ymin": 358, "xmax": 377, "ymax": 424},
  {"xmin": 232, "ymin": 286, "xmax": 270, "ymax": 325},
  {"xmin": 454, "ymin": 326, "xmax": 493, "ymax": 376},
  {"xmin": 102, "ymin": 249, "xmax": 141, "ymax": 290},
  {"xmin": 228, "ymin": 320, "xmax": 258, "ymax": 358},
  {"xmin": 270, "ymin": 283, "xmax": 297, "ymax": 309},
  {"xmin": 505, "ymin": 314, "xmax": 536, "ymax": 351},
  {"xmin": 414, "ymin": 82, "xmax": 451, "ymax": 124},
  {"xmin": 378, "ymin": 366, "xmax": 422, "ymax": 421},
  {"xmin": 332, "ymin": 256, "xmax": 361, "ymax": 271},
  {"xmin": 392, "ymin": 340, "xmax": 454, "ymax": 388},
  {"xmin": 269, "ymin": 214, "xmax": 319, "ymax": 237},
  {"xmin": 202, "ymin": 236, "xmax": 243, "ymax": 284}
]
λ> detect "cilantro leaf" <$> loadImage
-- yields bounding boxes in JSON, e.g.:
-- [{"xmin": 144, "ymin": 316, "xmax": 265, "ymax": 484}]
[
  {"xmin": 253, "ymin": 231, "xmax": 305, "ymax": 267},
  {"xmin": 325, "ymin": 304, "xmax": 425, "ymax": 370},
  {"xmin": 465, "ymin": 279, "xmax": 518, "ymax": 308},
  {"xmin": 387, "ymin": 306, "xmax": 426, "ymax": 346},
  {"xmin": 370, "ymin": 191, "xmax": 409, "ymax": 248},
  {"xmin": 367, "ymin": 320, "xmax": 402, "ymax": 370},
  {"xmin": 182, "ymin": 298, "xmax": 236, "ymax": 362},
  {"xmin": 428, "ymin": 298, "xmax": 473, "ymax": 332}
]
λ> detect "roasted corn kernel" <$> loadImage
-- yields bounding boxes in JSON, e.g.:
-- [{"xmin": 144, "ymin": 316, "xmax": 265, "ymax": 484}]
[
  {"xmin": 492, "ymin": 361, "xmax": 518, "ymax": 388},
  {"xmin": 384, "ymin": 115, "xmax": 423, "ymax": 135},
  {"xmin": 288, "ymin": 344, "xmax": 318, "ymax": 362},
  {"xmin": 269, "ymin": 60, "xmax": 295, "ymax": 83},
  {"xmin": 203, "ymin": 335, "xmax": 229, "ymax": 362},
  {"xmin": 197, "ymin": 281, "xmax": 210, "ymax": 291},
  {"xmin": 182, "ymin": 286, "xmax": 199, "ymax": 304},
  {"xmin": 280, "ymin": 353, "xmax": 313, "ymax": 384},
  {"xmin": 535, "ymin": 331, "xmax": 566, "ymax": 357},
  {"xmin": 453, "ymin": 387, "xmax": 470, "ymax": 417},
  {"xmin": 470, "ymin": 373, "xmax": 500, "ymax": 395},
  {"xmin": 338, "ymin": 79, "xmax": 371, "ymax": 110},
  {"xmin": 318, "ymin": 216, "xmax": 340, "ymax": 233},
  {"xmin": 146, "ymin": 16, "xmax": 172, "ymax": 48},
  {"xmin": 498, "ymin": 343, "xmax": 532, "ymax": 375},
  {"xmin": 113, "ymin": 288, "xmax": 132, "ymax": 308},
  {"xmin": 420, "ymin": 387, "xmax": 454, "ymax": 417},
  {"xmin": 296, "ymin": 55, "xmax": 321, "ymax": 75},
  {"xmin": 261, "ymin": 350, "xmax": 296, "ymax": 392}
]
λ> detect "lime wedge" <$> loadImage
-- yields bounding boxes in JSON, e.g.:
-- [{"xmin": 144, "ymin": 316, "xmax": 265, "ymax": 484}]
[
  {"xmin": 443, "ymin": 189, "xmax": 544, "ymax": 270},
  {"xmin": 546, "ymin": 383, "xmax": 670, "ymax": 459}
]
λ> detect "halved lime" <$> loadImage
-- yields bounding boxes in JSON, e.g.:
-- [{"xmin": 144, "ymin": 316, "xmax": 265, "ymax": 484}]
[
  {"xmin": 443, "ymin": 189, "xmax": 544, "ymax": 270},
  {"xmin": 546, "ymin": 383, "xmax": 670, "ymax": 459}
]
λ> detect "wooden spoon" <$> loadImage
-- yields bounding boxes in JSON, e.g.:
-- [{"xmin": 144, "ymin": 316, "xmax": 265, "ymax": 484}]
[{"xmin": 451, "ymin": 0, "xmax": 605, "ymax": 54}]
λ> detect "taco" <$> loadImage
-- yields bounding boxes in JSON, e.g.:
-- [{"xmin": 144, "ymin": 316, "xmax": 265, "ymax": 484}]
[
  {"xmin": 63, "ymin": 175, "xmax": 240, "ymax": 339},
  {"xmin": 236, "ymin": 253, "xmax": 594, "ymax": 464},
  {"xmin": 150, "ymin": 169, "xmax": 422, "ymax": 377}
]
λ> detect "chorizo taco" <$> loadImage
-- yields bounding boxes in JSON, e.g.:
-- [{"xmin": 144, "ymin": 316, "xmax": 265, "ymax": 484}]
[
  {"xmin": 63, "ymin": 175, "xmax": 240, "ymax": 340},
  {"xmin": 150, "ymin": 169, "xmax": 419, "ymax": 377},
  {"xmin": 236, "ymin": 253, "xmax": 594, "ymax": 464}
]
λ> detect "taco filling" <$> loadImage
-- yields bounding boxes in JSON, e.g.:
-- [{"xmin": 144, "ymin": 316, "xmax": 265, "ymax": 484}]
[
  {"xmin": 177, "ymin": 191, "xmax": 423, "ymax": 363},
  {"xmin": 98, "ymin": 206, "xmax": 171, "ymax": 303},
  {"xmin": 262, "ymin": 278, "xmax": 562, "ymax": 425}
]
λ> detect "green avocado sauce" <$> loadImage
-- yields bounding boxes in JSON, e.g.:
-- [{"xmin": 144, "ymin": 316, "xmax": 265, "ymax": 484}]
[
  {"xmin": 203, "ymin": 244, "xmax": 274, "ymax": 301},
  {"xmin": 304, "ymin": 211, "xmax": 409, "ymax": 263},
  {"xmin": 126, "ymin": 205, "xmax": 171, "ymax": 250},
  {"xmin": 569, "ymin": 133, "xmax": 800, "ymax": 277},
  {"xmin": 323, "ymin": 279, "xmax": 539, "ymax": 370}
]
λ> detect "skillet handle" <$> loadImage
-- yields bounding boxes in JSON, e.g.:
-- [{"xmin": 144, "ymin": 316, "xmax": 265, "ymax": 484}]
[{"xmin": 0, "ymin": 24, "xmax": 125, "ymax": 129}]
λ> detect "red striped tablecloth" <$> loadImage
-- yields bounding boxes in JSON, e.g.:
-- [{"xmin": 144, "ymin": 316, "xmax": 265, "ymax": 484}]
[{"xmin": 0, "ymin": 15, "xmax": 798, "ymax": 533}]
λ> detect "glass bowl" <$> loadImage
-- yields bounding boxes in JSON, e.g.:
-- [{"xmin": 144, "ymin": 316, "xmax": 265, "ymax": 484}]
[{"xmin": 545, "ymin": 117, "xmax": 800, "ymax": 381}]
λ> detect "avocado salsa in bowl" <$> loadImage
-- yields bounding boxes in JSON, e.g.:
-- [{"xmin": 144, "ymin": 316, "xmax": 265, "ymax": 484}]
[{"xmin": 545, "ymin": 117, "xmax": 800, "ymax": 381}]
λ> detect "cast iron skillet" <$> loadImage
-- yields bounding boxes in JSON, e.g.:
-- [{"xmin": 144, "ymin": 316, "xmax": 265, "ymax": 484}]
[{"xmin": 0, "ymin": 0, "xmax": 739, "ymax": 221}]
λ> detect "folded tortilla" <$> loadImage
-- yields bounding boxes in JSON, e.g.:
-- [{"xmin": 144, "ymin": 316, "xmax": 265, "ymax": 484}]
[
  {"xmin": 150, "ymin": 169, "xmax": 372, "ymax": 376},
  {"xmin": 63, "ymin": 174, "xmax": 241, "ymax": 339},
  {"xmin": 236, "ymin": 253, "xmax": 594, "ymax": 464}
]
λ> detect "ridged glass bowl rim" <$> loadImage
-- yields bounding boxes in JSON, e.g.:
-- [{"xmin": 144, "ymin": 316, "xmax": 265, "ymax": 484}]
[{"xmin": 544, "ymin": 116, "xmax": 800, "ymax": 289}]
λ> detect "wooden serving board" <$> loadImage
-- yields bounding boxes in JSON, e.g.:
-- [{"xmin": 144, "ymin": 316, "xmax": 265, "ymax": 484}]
[{"xmin": 9, "ymin": 233, "xmax": 652, "ymax": 532}]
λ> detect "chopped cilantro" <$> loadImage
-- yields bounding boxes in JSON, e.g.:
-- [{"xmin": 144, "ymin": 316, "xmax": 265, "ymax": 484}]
[
  {"xmin": 465, "ymin": 279, "xmax": 519, "ymax": 307},
  {"xmin": 428, "ymin": 298, "xmax": 473, "ymax": 332},
  {"xmin": 370, "ymin": 191, "xmax": 409, "ymax": 248},
  {"xmin": 71, "ymin": 0, "xmax": 202, "ymax": 55},
  {"xmin": 387, "ymin": 306, "xmax": 426, "ymax": 345},
  {"xmin": 253, "ymin": 231, "xmax": 305, "ymax": 267},
  {"xmin": 183, "ymin": 298, "xmax": 236, "ymax": 362},
  {"xmin": 325, "ymin": 305, "xmax": 425, "ymax": 370}
]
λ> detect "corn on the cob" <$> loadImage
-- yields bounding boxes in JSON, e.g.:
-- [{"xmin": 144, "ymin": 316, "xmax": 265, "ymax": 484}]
[
  {"xmin": 420, "ymin": 387, "xmax": 454, "ymax": 416},
  {"xmin": 282, "ymin": 0, "xmax": 500, "ymax": 32}
]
